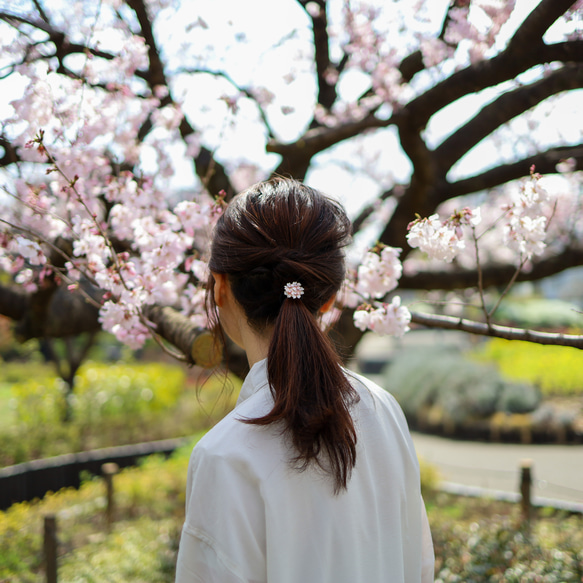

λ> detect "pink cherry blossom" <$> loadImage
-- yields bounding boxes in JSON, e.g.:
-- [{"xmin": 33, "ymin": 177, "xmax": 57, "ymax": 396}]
[
  {"xmin": 9, "ymin": 236, "xmax": 46, "ymax": 266},
  {"xmin": 356, "ymin": 246, "xmax": 402, "ymax": 299},
  {"xmin": 98, "ymin": 300, "xmax": 151, "ymax": 349},
  {"xmin": 353, "ymin": 297, "xmax": 411, "ymax": 338}
]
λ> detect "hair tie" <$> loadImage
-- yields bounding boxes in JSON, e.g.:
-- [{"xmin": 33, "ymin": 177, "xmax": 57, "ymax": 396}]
[{"xmin": 284, "ymin": 282, "xmax": 304, "ymax": 299}]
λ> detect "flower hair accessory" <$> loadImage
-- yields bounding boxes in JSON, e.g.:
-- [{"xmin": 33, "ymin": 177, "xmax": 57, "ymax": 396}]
[{"xmin": 284, "ymin": 281, "xmax": 304, "ymax": 299}]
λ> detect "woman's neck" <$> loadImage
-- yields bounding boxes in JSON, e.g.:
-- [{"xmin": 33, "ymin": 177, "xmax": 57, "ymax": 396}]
[{"xmin": 240, "ymin": 324, "xmax": 272, "ymax": 368}]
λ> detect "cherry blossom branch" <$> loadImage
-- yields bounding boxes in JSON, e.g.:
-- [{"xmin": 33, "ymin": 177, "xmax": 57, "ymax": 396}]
[
  {"xmin": 0, "ymin": 216, "xmax": 94, "ymax": 283},
  {"xmin": 34, "ymin": 134, "xmax": 124, "ymax": 279},
  {"xmin": 409, "ymin": 310, "xmax": 583, "ymax": 349}
]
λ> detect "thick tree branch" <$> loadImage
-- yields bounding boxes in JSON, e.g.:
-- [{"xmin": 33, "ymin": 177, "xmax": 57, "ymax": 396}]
[
  {"xmin": 434, "ymin": 64, "xmax": 583, "ymax": 176},
  {"xmin": 266, "ymin": 39, "xmax": 583, "ymax": 167},
  {"xmin": 125, "ymin": 0, "xmax": 166, "ymax": 87},
  {"xmin": 13, "ymin": 284, "xmax": 103, "ymax": 341},
  {"xmin": 297, "ymin": 0, "xmax": 337, "ymax": 110},
  {"xmin": 405, "ymin": 37, "xmax": 583, "ymax": 133},
  {"xmin": 399, "ymin": 246, "xmax": 583, "ymax": 291},
  {"xmin": 143, "ymin": 305, "xmax": 222, "ymax": 367},
  {"xmin": 0, "ymin": 135, "xmax": 20, "ymax": 167},
  {"xmin": 506, "ymin": 0, "xmax": 577, "ymax": 53},
  {"xmin": 0, "ymin": 285, "xmax": 29, "ymax": 320},
  {"xmin": 267, "ymin": 113, "xmax": 384, "ymax": 158},
  {"xmin": 410, "ymin": 310, "xmax": 583, "ymax": 348},
  {"xmin": 124, "ymin": 0, "xmax": 234, "ymax": 196},
  {"xmin": 444, "ymin": 144, "xmax": 583, "ymax": 199},
  {"xmin": 269, "ymin": 113, "xmax": 383, "ymax": 180},
  {"xmin": 0, "ymin": 280, "xmax": 221, "ymax": 366}
]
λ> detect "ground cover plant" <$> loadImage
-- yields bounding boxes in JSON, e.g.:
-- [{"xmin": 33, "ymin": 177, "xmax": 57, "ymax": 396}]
[
  {"xmin": 429, "ymin": 494, "xmax": 583, "ymax": 582},
  {"xmin": 1, "ymin": 441, "xmax": 581, "ymax": 582}
]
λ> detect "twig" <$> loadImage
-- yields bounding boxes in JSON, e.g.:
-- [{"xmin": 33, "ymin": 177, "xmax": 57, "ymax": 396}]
[
  {"xmin": 410, "ymin": 310, "xmax": 583, "ymax": 349},
  {"xmin": 487, "ymin": 257, "xmax": 526, "ymax": 320},
  {"xmin": 472, "ymin": 224, "xmax": 489, "ymax": 324}
]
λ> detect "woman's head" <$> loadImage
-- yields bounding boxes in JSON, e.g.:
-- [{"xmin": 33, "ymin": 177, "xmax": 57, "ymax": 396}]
[
  {"xmin": 208, "ymin": 177, "xmax": 351, "ymax": 331},
  {"xmin": 207, "ymin": 177, "xmax": 358, "ymax": 494}
]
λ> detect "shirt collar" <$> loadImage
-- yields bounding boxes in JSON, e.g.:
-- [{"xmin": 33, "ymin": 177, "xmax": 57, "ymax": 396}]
[{"xmin": 236, "ymin": 358, "xmax": 270, "ymax": 406}]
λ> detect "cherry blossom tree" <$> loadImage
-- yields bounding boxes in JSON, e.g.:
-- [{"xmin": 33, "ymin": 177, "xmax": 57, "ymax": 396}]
[{"xmin": 0, "ymin": 0, "xmax": 583, "ymax": 381}]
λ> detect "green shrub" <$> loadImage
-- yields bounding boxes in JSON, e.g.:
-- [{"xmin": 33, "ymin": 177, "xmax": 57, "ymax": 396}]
[
  {"xmin": 70, "ymin": 362, "xmax": 186, "ymax": 431},
  {"xmin": 471, "ymin": 338, "xmax": 583, "ymax": 396},
  {"xmin": 383, "ymin": 347, "xmax": 540, "ymax": 425},
  {"xmin": 0, "ymin": 363, "xmax": 240, "ymax": 466},
  {"xmin": 0, "ymin": 360, "xmax": 54, "ymax": 384},
  {"xmin": 58, "ymin": 518, "xmax": 180, "ymax": 582}
]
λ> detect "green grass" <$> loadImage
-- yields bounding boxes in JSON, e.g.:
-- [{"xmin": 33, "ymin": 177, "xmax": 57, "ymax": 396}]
[{"xmin": 471, "ymin": 338, "xmax": 583, "ymax": 396}]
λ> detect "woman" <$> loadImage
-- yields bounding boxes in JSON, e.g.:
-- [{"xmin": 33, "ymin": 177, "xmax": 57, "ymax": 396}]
[{"xmin": 176, "ymin": 178, "xmax": 434, "ymax": 583}]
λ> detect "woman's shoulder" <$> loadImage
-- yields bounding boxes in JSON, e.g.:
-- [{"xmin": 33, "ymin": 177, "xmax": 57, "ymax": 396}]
[
  {"xmin": 344, "ymin": 368, "xmax": 399, "ymax": 405},
  {"xmin": 344, "ymin": 368, "xmax": 411, "ymax": 429},
  {"xmin": 191, "ymin": 385, "xmax": 283, "ymax": 483}
]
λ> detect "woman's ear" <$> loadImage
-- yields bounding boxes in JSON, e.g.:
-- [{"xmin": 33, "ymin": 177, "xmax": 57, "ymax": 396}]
[
  {"xmin": 320, "ymin": 294, "xmax": 336, "ymax": 314},
  {"xmin": 212, "ymin": 272, "xmax": 229, "ymax": 308}
]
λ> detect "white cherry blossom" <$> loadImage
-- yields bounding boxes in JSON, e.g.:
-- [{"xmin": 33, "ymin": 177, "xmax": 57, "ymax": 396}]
[{"xmin": 407, "ymin": 214, "xmax": 465, "ymax": 263}]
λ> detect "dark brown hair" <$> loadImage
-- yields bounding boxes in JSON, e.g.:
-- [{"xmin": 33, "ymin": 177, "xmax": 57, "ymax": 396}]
[{"xmin": 207, "ymin": 177, "xmax": 359, "ymax": 492}]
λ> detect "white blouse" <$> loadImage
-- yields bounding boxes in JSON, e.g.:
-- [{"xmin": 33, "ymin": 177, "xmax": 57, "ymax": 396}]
[{"xmin": 176, "ymin": 359, "xmax": 434, "ymax": 583}]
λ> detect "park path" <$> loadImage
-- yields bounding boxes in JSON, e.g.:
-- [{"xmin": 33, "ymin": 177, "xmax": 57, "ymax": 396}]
[{"xmin": 411, "ymin": 431, "xmax": 583, "ymax": 508}]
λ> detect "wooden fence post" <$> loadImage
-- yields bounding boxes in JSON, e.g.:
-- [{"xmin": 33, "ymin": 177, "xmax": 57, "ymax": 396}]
[
  {"xmin": 520, "ymin": 459, "xmax": 533, "ymax": 524},
  {"xmin": 102, "ymin": 462, "xmax": 119, "ymax": 531},
  {"xmin": 44, "ymin": 514, "xmax": 57, "ymax": 583}
]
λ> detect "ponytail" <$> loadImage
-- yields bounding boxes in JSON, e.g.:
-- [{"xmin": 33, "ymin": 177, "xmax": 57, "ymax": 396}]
[
  {"xmin": 207, "ymin": 177, "xmax": 358, "ymax": 493},
  {"xmin": 246, "ymin": 298, "xmax": 359, "ymax": 493}
]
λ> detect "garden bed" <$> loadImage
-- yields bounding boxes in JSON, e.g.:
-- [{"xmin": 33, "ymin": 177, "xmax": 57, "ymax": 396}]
[{"xmin": 1, "ymin": 443, "xmax": 581, "ymax": 583}]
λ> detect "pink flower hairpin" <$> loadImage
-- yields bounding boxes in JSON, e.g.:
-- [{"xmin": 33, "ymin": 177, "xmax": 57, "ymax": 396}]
[{"xmin": 284, "ymin": 282, "xmax": 304, "ymax": 299}]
